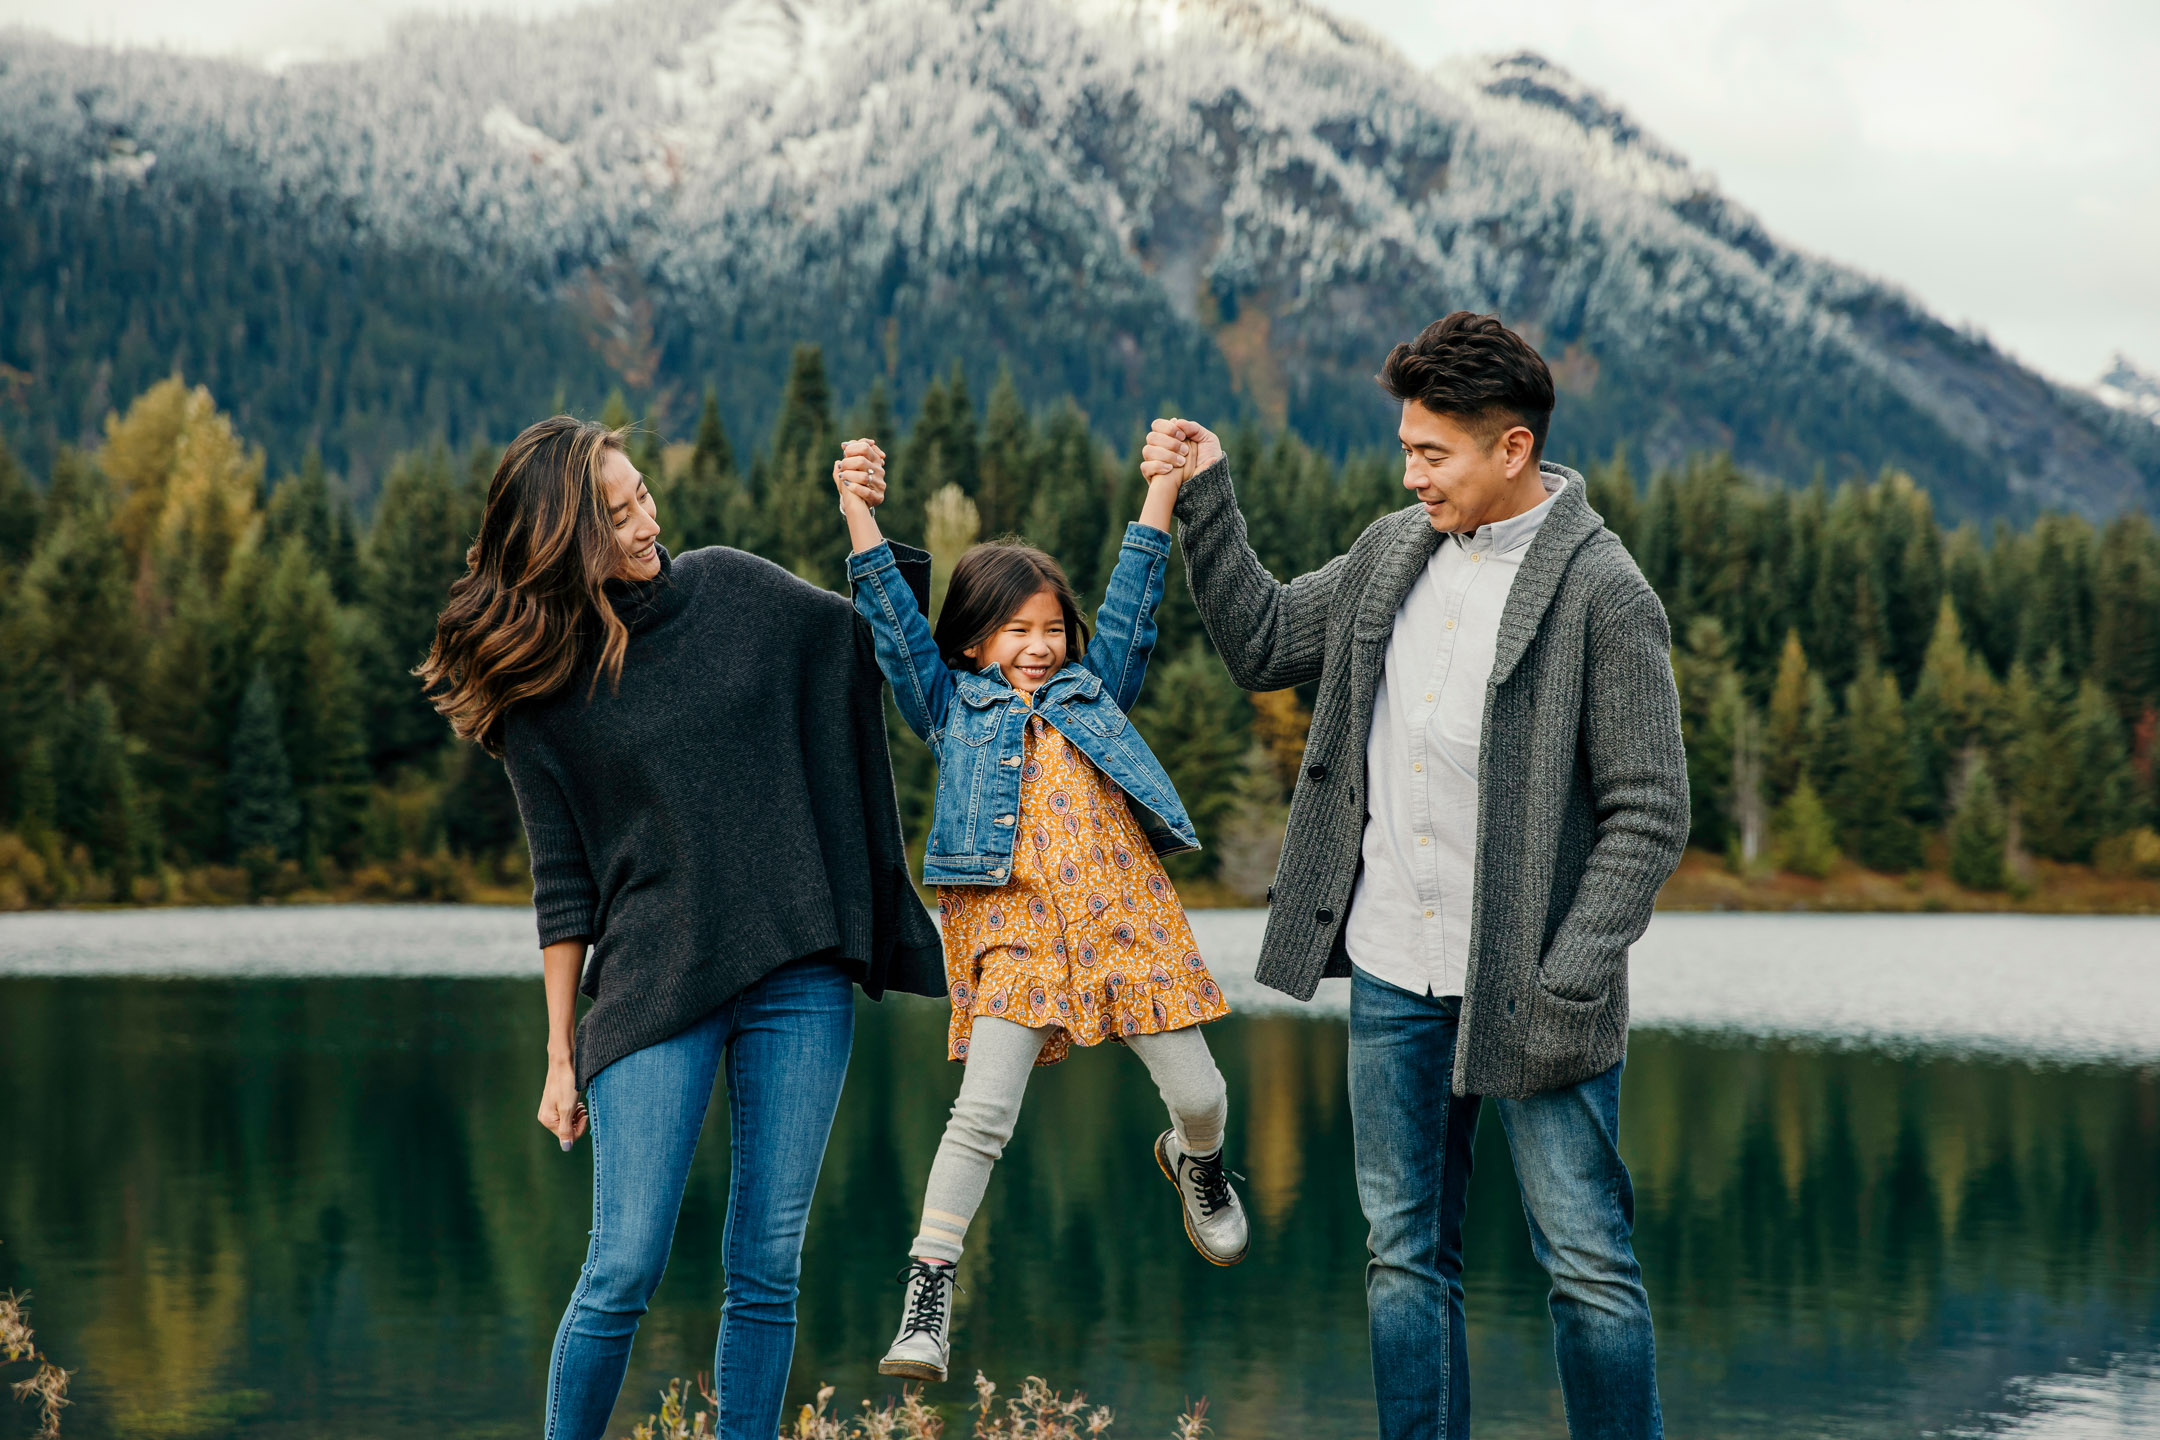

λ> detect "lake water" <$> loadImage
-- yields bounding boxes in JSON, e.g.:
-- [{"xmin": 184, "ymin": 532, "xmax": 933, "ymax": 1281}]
[{"xmin": 1, "ymin": 908, "xmax": 2156, "ymax": 1439}]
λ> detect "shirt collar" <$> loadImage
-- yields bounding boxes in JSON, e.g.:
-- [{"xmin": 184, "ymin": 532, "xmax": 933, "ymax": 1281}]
[{"xmin": 1451, "ymin": 473, "xmax": 1565, "ymax": 556}]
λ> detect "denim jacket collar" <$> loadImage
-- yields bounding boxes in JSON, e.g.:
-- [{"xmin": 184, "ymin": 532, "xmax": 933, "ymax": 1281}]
[{"xmin": 952, "ymin": 663, "xmax": 1105, "ymax": 706}]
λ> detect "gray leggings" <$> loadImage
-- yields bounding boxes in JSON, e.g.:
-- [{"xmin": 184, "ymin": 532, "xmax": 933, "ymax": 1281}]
[{"xmin": 910, "ymin": 1016, "xmax": 1228, "ymax": 1264}]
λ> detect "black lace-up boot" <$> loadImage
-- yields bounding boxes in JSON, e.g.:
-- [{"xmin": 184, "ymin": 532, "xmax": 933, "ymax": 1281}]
[
  {"xmin": 1155, "ymin": 1129, "xmax": 1250, "ymax": 1265},
  {"xmin": 877, "ymin": 1258, "xmax": 956, "ymax": 1381}
]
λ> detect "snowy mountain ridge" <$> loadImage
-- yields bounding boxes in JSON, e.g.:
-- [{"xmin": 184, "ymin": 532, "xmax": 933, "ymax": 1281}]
[
  {"xmin": 2094, "ymin": 355, "xmax": 2160, "ymax": 426},
  {"xmin": 1, "ymin": 0, "xmax": 2152, "ymax": 517}
]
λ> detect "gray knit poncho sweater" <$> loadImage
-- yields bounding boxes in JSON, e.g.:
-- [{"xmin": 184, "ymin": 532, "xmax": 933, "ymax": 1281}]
[{"xmin": 502, "ymin": 545, "xmax": 945, "ymax": 1088}]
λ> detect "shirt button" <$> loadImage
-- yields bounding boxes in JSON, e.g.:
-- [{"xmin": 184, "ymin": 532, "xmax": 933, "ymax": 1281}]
[
  {"xmin": 1424, "ymin": 909, "xmax": 1434, "ymax": 918},
  {"xmin": 1445, "ymin": 619, "xmax": 1456, "ymax": 631},
  {"xmin": 1413, "ymin": 762, "xmax": 1423, "ymax": 773},
  {"xmin": 1471, "ymin": 553, "xmax": 1482, "ymax": 563},
  {"xmin": 1424, "ymin": 692, "xmax": 1435, "ymax": 702},
  {"xmin": 1418, "ymin": 836, "xmax": 1430, "ymax": 847}
]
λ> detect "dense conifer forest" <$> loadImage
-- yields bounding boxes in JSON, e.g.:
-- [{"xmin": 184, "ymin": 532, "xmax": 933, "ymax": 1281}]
[{"xmin": 0, "ymin": 348, "xmax": 2155, "ymax": 912}]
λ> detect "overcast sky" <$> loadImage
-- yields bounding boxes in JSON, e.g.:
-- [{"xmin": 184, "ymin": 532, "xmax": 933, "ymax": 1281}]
[{"xmin": 3, "ymin": 0, "xmax": 2154, "ymax": 387}]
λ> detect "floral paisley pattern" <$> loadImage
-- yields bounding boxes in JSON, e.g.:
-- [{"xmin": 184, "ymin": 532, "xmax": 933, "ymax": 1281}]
[{"xmin": 938, "ymin": 714, "xmax": 1229, "ymax": 1065}]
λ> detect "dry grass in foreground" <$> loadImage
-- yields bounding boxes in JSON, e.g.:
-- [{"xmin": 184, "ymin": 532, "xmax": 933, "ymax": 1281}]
[
  {"xmin": 627, "ymin": 1373, "xmax": 1208, "ymax": 1440},
  {"xmin": 0, "ymin": 1286, "xmax": 70, "ymax": 1439}
]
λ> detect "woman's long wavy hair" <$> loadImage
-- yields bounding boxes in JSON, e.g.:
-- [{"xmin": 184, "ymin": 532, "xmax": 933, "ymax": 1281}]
[{"xmin": 418, "ymin": 416, "xmax": 634, "ymax": 755}]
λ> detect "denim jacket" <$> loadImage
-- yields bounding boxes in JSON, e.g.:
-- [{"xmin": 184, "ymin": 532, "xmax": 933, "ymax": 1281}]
[{"xmin": 847, "ymin": 523, "xmax": 1201, "ymax": 886}]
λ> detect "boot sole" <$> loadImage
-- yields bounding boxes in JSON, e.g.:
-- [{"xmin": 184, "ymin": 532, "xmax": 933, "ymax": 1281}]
[
  {"xmin": 879, "ymin": 1358, "xmax": 949, "ymax": 1383},
  {"xmin": 1154, "ymin": 1130, "xmax": 1249, "ymax": 1267}
]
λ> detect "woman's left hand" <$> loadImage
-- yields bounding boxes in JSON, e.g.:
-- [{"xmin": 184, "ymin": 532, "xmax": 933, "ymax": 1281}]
[{"xmin": 833, "ymin": 438, "xmax": 887, "ymax": 514}]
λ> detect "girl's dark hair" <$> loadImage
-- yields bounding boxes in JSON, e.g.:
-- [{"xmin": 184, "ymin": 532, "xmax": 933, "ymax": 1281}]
[
  {"xmin": 934, "ymin": 541, "xmax": 1090, "ymax": 672},
  {"xmin": 417, "ymin": 415, "xmax": 631, "ymax": 755},
  {"xmin": 1378, "ymin": 310, "xmax": 1556, "ymax": 459}
]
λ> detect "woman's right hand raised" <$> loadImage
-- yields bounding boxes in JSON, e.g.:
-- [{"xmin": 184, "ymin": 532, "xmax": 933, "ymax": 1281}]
[{"xmin": 540, "ymin": 1055, "xmax": 588, "ymax": 1150}]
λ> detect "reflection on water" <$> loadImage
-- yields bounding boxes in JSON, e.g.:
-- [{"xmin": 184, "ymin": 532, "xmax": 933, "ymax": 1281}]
[
  {"xmin": 10, "ymin": 908, "xmax": 2160, "ymax": 1066},
  {"xmin": 0, "ymin": 956, "xmax": 2155, "ymax": 1438}
]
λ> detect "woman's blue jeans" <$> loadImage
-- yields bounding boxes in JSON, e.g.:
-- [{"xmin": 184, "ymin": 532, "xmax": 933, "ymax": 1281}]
[
  {"xmin": 1349, "ymin": 965, "xmax": 1661, "ymax": 1440},
  {"xmin": 544, "ymin": 958, "xmax": 854, "ymax": 1440}
]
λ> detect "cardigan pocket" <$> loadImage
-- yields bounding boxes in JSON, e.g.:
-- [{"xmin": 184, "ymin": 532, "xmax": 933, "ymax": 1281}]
[{"xmin": 1521, "ymin": 982, "xmax": 1610, "ymax": 1070}]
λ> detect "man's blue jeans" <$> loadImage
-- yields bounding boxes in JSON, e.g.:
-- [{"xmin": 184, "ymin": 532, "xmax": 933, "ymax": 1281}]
[
  {"xmin": 1350, "ymin": 966, "xmax": 1661, "ymax": 1440},
  {"xmin": 544, "ymin": 958, "xmax": 854, "ymax": 1440}
]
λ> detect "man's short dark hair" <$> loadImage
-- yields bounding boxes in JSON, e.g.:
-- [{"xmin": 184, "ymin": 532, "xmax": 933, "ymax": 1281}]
[{"xmin": 1378, "ymin": 312, "xmax": 1555, "ymax": 458}]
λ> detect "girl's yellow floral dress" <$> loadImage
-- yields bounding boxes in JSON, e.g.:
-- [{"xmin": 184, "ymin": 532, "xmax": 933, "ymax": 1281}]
[{"xmin": 937, "ymin": 710, "xmax": 1230, "ymax": 1065}]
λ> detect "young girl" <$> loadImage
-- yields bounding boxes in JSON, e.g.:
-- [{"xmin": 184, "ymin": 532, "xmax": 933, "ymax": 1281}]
[{"xmin": 832, "ymin": 437, "xmax": 1246, "ymax": 1383}]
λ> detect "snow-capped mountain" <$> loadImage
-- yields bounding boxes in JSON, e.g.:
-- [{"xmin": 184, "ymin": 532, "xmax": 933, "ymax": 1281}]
[
  {"xmin": 2, "ymin": 0, "xmax": 2153, "ymax": 517},
  {"xmin": 2095, "ymin": 355, "xmax": 2160, "ymax": 426}
]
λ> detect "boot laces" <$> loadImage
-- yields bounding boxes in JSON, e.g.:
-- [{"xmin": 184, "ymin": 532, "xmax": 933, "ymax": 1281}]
[
  {"xmin": 1185, "ymin": 1148, "xmax": 1236, "ymax": 1218},
  {"xmin": 895, "ymin": 1259, "xmax": 952, "ymax": 1339}
]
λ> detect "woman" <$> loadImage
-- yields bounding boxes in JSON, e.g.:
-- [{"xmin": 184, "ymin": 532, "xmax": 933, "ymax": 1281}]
[{"xmin": 419, "ymin": 416, "xmax": 942, "ymax": 1440}]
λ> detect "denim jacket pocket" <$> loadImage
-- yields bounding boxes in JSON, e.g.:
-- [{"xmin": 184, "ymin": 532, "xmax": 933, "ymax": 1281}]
[
  {"xmin": 952, "ymin": 690, "xmax": 1005, "ymax": 747},
  {"xmin": 1069, "ymin": 697, "xmax": 1129, "ymax": 739}
]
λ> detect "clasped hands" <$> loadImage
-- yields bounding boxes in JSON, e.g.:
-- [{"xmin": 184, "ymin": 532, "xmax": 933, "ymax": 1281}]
[{"xmin": 829, "ymin": 417, "xmax": 1223, "ymax": 516}]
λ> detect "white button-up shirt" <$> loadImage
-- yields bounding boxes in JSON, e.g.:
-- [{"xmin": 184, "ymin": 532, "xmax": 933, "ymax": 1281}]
[{"xmin": 1346, "ymin": 474, "xmax": 1565, "ymax": 998}]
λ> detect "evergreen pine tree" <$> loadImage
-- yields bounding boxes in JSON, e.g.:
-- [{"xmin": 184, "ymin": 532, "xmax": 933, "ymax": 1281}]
[
  {"xmin": 227, "ymin": 665, "xmax": 302, "ymax": 864},
  {"xmin": 1673, "ymin": 617, "xmax": 1739, "ymax": 854},
  {"xmin": 666, "ymin": 387, "xmax": 738, "ymax": 552},
  {"xmin": 134, "ymin": 574, "xmax": 231, "ymax": 861},
  {"xmin": 888, "ymin": 374, "xmax": 950, "ymax": 545},
  {"xmin": 264, "ymin": 450, "xmax": 336, "ymax": 565},
  {"xmin": 20, "ymin": 489, "xmax": 145, "ymax": 723},
  {"xmin": 1947, "ymin": 753, "xmax": 2008, "ymax": 891},
  {"xmin": 1024, "ymin": 401, "xmax": 1112, "ymax": 594},
  {"xmin": 18, "ymin": 735, "xmax": 56, "ymax": 840},
  {"xmin": 2042, "ymin": 679, "xmax": 2135, "ymax": 862},
  {"xmin": 1127, "ymin": 643, "xmax": 1249, "ymax": 881},
  {"xmin": 1877, "ymin": 471, "xmax": 1943, "ymax": 691},
  {"xmin": 1941, "ymin": 523, "xmax": 2004, "ymax": 675},
  {"xmin": 1906, "ymin": 598, "xmax": 1993, "ymax": 822},
  {"xmin": 2091, "ymin": 512, "xmax": 2160, "ymax": 722},
  {"xmin": 61, "ymin": 684, "xmax": 149, "ymax": 886},
  {"xmin": 924, "ymin": 484, "xmax": 981, "ymax": 622},
  {"xmin": 692, "ymin": 384, "xmax": 736, "ymax": 475},
  {"xmin": 1583, "ymin": 446, "xmax": 1638, "ymax": 553},
  {"xmin": 441, "ymin": 741, "xmax": 524, "ymax": 859},
  {"xmin": 2014, "ymin": 515, "xmax": 2095, "ymax": 677},
  {"xmin": 938, "ymin": 362, "xmax": 980, "ymax": 501},
  {"xmin": 976, "ymin": 367, "xmax": 1034, "ymax": 539},
  {"xmin": 360, "ymin": 446, "xmax": 477, "ymax": 771},
  {"xmin": 2000, "ymin": 657, "xmax": 2063, "ymax": 861},
  {"xmin": 1764, "ymin": 630, "xmax": 1813, "ymax": 803},
  {"xmin": 0, "ymin": 577, "xmax": 59, "ymax": 829},
  {"xmin": 763, "ymin": 348, "xmax": 844, "ymax": 584},
  {"xmin": 1773, "ymin": 776, "xmax": 1839, "ymax": 879},
  {"xmin": 771, "ymin": 346, "xmax": 834, "ymax": 473},
  {"xmin": 1807, "ymin": 482, "xmax": 1886, "ymax": 696},
  {"xmin": 0, "ymin": 431, "xmax": 42, "ymax": 573},
  {"xmin": 1831, "ymin": 663, "xmax": 1923, "ymax": 872},
  {"xmin": 256, "ymin": 538, "xmax": 370, "ymax": 867}
]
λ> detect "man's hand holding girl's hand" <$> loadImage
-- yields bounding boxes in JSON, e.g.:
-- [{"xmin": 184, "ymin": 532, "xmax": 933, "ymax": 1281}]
[
  {"xmin": 832, "ymin": 437, "xmax": 887, "ymax": 516},
  {"xmin": 1141, "ymin": 418, "xmax": 1222, "ymax": 487}
]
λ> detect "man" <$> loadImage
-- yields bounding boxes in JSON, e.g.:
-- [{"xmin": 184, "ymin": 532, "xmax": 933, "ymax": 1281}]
[{"xmin": 1142, "ymin": 312, "xmax": 1688, "ymax": 1439}]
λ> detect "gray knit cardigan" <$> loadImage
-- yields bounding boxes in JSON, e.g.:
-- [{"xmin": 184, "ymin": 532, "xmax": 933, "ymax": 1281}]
[{"xmin": 1174, "ymin": 457, "xmax": 1690, "ymax": 1098}]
